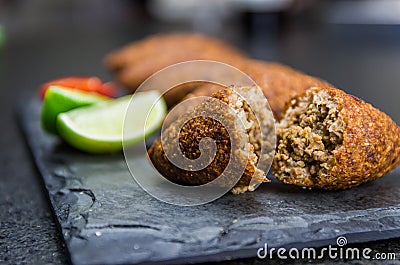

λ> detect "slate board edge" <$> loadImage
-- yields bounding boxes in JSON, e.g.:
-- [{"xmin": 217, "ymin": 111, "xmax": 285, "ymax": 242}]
[
  {"xmin": 16, "ymin": 97, "xmax": 75, "ymax": 264},
  {"xmin": 119, "ymin": 228, "xmax": 398, "ymax": 265}
]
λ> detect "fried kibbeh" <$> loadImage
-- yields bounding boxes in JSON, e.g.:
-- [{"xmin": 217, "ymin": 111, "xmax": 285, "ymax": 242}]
[
  {"xmin": 183, "ymin": 60, "xmax": 332, "ymax": 118},
  {"xmin": 110, "ymin": 33, "xmax": 400, "ymax": 192},
  {"xmin": 104, "ymin": 33, "xmax": 247, "ymax": 90},
  {"xmin": 148, "ymin": 86, "xmax": 275, "ymax": 194},
  {"xmin": 272, "ymin": 87, "xmax": 400, "ymax": 190},
  {"xmin": 105, "ymin": 33, "xmax": 330, "ymax": 114}
]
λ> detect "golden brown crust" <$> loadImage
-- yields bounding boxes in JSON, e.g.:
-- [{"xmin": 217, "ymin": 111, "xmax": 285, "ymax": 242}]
[
  {"xmin": 273, "ymin": 87, "xmax": 400, "ymax": 189},
  {"xmin": 328, "ymin": 87, "xmax": 400, "ymax": 189},
  {"xmin": 104, "ymin": 33, "xmax": 247, "ymax": 90}
]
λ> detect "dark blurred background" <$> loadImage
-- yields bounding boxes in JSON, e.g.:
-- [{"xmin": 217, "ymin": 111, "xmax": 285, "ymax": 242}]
[
  {"xmin": 1, "ymin": 0, "xmax": 400, "ymax": 120},
  {"xmin": 1, "ymin": 0, "xmax": 400, "ymax": 264}
]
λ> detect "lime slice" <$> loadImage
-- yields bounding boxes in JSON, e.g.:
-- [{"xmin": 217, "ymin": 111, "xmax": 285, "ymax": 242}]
[
  {"xmin": 57, "ymin": 91, "xmax": 166, "ymax": 154},
  {"xmin": 41, "ymin": 86, "xmax": 108, "ymax": 134}
]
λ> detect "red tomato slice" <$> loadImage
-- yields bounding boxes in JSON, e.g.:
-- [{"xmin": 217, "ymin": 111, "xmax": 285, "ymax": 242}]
[
  {"xmin": 39, "ymin": 77, "xmax": 119, "ymax": 99},
  {"xmin": 96, "ymin": 82, "xmax": 119, "ymax": 98}
]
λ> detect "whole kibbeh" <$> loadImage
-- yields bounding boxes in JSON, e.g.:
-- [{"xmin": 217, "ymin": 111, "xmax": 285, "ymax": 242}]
[
  {"xmin": 184, "ymin": 60, "xmax": 331, "ymax": 119},
  {"xmin": 104, "ymin": 33, "xmax": 247, "ymax": 90},
  {"xmin": 105, "ymin": 33, "xmax": 331, "ymax": 116}
]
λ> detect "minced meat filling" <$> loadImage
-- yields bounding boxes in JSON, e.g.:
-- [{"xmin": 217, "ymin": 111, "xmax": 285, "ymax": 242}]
[{"xmin": 274, "ymin": 89, "xmax": 345, "ymax": 184}]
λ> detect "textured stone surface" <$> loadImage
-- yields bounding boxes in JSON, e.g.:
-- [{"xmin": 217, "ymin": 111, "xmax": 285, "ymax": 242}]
[{"xmin": 19, "ymin": 99, "xmax": 400, "ymax": 265}]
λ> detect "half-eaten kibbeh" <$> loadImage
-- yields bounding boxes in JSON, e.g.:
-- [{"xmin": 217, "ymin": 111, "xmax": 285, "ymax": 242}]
[
  {"xmin": 148, "ymin": 86, "xmax": 275, "ymax": 194},
  {"xmin": 272, "ymin": 87, "xmax": 400, "ymax": 190}
]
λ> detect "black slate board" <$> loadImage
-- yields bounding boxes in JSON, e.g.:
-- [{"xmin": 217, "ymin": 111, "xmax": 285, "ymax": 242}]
[{"xmin": 19, "ymin": 98, "xmax": 400, "ymax": 265}]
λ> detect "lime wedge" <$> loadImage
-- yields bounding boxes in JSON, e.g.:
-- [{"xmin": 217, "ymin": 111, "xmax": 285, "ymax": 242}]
[
  {"xmin": 41, "ymin": 86, "xmax": 109, "ymax": 134},
  {"xmin": 57, "ymin": 91, "xmax": 166, "ymax": 154}
]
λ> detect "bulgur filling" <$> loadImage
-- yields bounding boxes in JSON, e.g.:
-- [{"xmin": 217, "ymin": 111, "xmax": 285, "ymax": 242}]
[
  {"xmin": 274, "ymin": 89, "xmax": 345, "ymax": 186},
  {"xmin": 226, "ymin": 92, "xmax": 261, "ymax": 167},
  {"xmin": 225, "ymin": 88, "xmax": 269, "ymax": 193}
]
